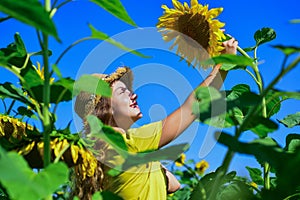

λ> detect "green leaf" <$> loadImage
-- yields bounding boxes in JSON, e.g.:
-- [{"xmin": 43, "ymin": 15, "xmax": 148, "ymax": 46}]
[
  {"xmin": 272, "ymin": 90, "xmax": 300, "ymax": 100},
  {"xmin": 278, "ymin": 112, "xmax": 300, "ymax": 128},
  {"xmin": 92, "ymin": 191, "xmax": 103, "ymax": 200},
  {"xmin": 0, "ymin": 0, "xmax": 59, "ymax": 40},
  {"xmin": 216, "ymin": 181, "xmax": 254, "ymax": 200},
  {"xmin": 52, "ymin": 64, "xmax": 62, "ymax": 79},
  {"xmin": 50, "ymin": 78, "xmax": 74, "ymax": 103},
  {"xmin": 204, "ymin": 54, "xmax": 255, "ymax": 69},
  {"xmin": 0, "ymin": 82, "xmax": 35, "ymax": 108},
  {"xmin": 254, "ymin": 27, "xmax": 276, "ymax": 46},
  {"xmin": 88, "ymin": 24, "xmax": 150, "ymax": 58},
  {"xmin": 30, "ymin": 77, "xmax": 75, "ymax": 104},
  {"xmin": 0, "ymin": 147, "xmax": 68, "ymax": 200},
  {"xmin": 271, "ymin": 45, "xmax": 300, "ymax": 55},
  {"xmin": 0, "ymin": 33, "xmax": 45, "ymax": 91},
  {"xmin": 245, "ymin": 166, "xmax": 264, "ymax": 185},
  {"xmin": 202, "ymin": 84, "xmax": 260, "ymax": 128},
  {"xmin": 14, "ymin": 33, "xmax": 27, "ymax": 56},
  {"xmin": 90, "ymin": 0, "xmax": 137, "ymax": 27},
  {"xmin": 284, "ymin": 134, "xmax": 300, "ymax": 153},
  {"xmin": 29, "ymin": 49, "xmax": 52, "ymax": 57},
  {"xmin": 122, "ymin": 143, "xmax": 189, "ymax": 170},
  {"xmin": 194, "ymin": 86, "xmax": 223, "ymax": 105},
  {"xmin": 86, "ymin": 115, "xmax": 128, "ymax": 157},
  {"xmin": 193, "ymin": 86, "xmax": 226, "ymax": 121},
  {"xmin": 100, "ymin": 191, "xmax": 123, "ymax": 200},
  {"xmin": 217, "ymin": 131, "xmax": 287, "ymax": 169},
  {"xmin": 189, "ymin": 181, "xmax": 206, "ymax": 200},
  {"xmin": 17, "ymin": 106, "xmax": 37, "ymax": 119},
  {"xmin": 290, "ymin": 19, "xmax": 300, "ymax": 24},
  {"xmin": 265, "ymin": 90, "xmax": 281, "ymax": 117},
  {"xmin": 73, "ymin": 74, "xmax": 112, "ymax": 97},
  {"xmin": 248, "ymin": 117, "xmax": 278, "ymax": 137},
  {"xmin": 0, "ymin": 33, "xmax": 32, "ymax": 70}
]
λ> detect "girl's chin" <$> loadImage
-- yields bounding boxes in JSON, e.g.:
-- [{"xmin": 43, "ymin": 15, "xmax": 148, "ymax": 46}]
[{"xmin": 132, "ymin": 112, "xmax": 143, "ymax": 121}]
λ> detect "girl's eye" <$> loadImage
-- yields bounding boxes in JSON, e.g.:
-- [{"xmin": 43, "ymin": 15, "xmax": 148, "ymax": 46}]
[{"xmin": 119, "ymin": 88, "xmax": 127, "ymax": 94}]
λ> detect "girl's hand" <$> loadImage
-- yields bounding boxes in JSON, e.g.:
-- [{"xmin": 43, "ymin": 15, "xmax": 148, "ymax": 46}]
[{"xmin": 222, "ymin": 37, "xmax": 238, "ymax": 55}]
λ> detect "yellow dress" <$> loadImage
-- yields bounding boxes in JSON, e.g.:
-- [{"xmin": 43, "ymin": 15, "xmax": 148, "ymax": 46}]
[{"xmin": 103, "ymin": 121, "xmax": 167, "ymax": 200}]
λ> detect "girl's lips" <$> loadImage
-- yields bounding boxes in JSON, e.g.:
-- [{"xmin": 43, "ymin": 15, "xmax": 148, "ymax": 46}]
[{"xmin": 130, "ymin": 102, "xmax": 140, "ymax": 110}]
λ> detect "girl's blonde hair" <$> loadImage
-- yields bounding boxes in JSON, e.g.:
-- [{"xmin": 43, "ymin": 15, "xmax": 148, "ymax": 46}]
[{"xmin": 72, "ymin": 67, "xmax": 133, "ymax": 199}]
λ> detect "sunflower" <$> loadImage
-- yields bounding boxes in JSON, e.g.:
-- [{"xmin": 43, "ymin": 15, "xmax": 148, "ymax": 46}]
[
  {"xmin": 195, "ymin": 160, "xmax": 209, "ymax": 175},
  {"xmin": 17, "ymin": 137, "xmax": 98, "ymax": 179},
  {"xmin": 157, "ymin": 0, "xmax": 226, "ymax": 69},
  {"xmin": 0, "ymin": 114, "xmax": 34, "ymax": 141},
  {"xmin": 175, "ymin": 153, "xmax": 186, "ymax": 167}
]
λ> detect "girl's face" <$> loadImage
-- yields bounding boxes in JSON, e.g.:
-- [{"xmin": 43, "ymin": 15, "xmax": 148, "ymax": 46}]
[{"xmin": 111, "ymin": 80, "xmax": 143, "ymax": 126}]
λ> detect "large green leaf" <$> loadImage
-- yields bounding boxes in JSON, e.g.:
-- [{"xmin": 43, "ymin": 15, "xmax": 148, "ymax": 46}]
[
  {"xmin": 90, "ymin": 0, "xmax": 136, "ymax": 27},
  {"xmin": 197, "ymin": 84, "xmax": 260, "ymax": 128},
  {"xmin": 73, "ymin": 74, "xmax": 112, "ymax": 97},
  {"xmin": 31, "ymin": 77, "xmax": 75, "ymax": 104},
  {"xmin": 88, "ymin": 24, "xmax": 149, "ymax": 58},
  {"xmin": 0, "ymin": 0, "xmax": 58, "ymax": 39},
  {"xmin": 278, "ymin": 112, "xmax": 300, "ymax": 128},
  {"xmin": 254, "ymin": 27, "xmax": 276, "ymax": 46},
  {"xmin": 217, "ymin": 131, "xmax": 287, "ymax": 169},
  {"xmin": 0, "ymin": 147, "xmax": 68, "ymax": 200}
]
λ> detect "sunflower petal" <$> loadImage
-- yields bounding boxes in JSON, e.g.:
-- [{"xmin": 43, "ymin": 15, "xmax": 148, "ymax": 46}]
[
  {"xmin": 190, "ymin": 0, "xmax": 199, "ymax": 7},
  {"xmin": 172, "ymin": 0, "xmax": 185, "ymax": 12}
]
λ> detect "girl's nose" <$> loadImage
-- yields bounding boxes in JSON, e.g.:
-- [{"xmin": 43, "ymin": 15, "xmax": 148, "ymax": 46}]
[{"xmin": 130, "ymin": 92, "xmax": 137, "ymax": 100}]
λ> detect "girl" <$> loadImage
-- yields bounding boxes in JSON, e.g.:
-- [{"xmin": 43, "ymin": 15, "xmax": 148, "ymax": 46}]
[{"xmin": 73, "ymin": 38, "xmax": 238, "ymax": 199}]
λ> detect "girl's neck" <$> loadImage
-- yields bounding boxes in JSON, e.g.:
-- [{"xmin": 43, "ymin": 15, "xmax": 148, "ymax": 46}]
[{"xmin": 113, "ymin": 127, "xmax": 127, "ymax": 134}]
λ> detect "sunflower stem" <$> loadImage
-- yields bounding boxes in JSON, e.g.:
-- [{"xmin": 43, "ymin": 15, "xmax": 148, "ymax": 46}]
[
  {"xmin": 42, "ymin": 0, "xmax": 52, "ymax": 170},
  {"xmin": 237, "ymin": 46, "xmax": 251, "ymax": 58},
  {"xmin": 6, "ymin": 100, "xmax": 16, "ymax": 115},
  {"xmin": 253, "ymin": 46, "xmax": 270, "ymax": 190},
  {"xmin": 55, "ymin": 37, "xmax": 93, "ymax": 65}
]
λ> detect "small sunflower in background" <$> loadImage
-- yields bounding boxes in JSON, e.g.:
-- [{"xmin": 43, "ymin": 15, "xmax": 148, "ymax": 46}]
[
  {"xmin": 175, "ymin": 153, "xmax": 186, "ymax": 167},
  {"xmin": 157, "ymin": 0, "xmax": 226, "ymax": 69},
  {"xmin": 195, "ymin": 160, "xmax": 209, "ymax": 175}
]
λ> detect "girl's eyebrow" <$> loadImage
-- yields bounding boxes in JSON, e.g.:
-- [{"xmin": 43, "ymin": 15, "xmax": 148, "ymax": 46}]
[{"xmin": 114, "ymin": 86, "xmax": 126, "ymax": 93}]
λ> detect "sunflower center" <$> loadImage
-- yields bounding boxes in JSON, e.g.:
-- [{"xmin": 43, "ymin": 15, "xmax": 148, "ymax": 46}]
[{"xmin": 177, "ymin": 13, "xmax": 210, "ymax": 49}]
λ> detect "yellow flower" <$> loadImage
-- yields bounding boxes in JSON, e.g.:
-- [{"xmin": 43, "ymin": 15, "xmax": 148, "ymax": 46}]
[
  {"xmin": 195, "ymin": 160, "xmax": 209, "ymax": 175},
  {"xmin": 0, "ymin": 114, "xmax": 33, "ymax": 139},
  {"xmin": 18, "ymin": 141, "xmax": 35, "ymax": 155},
  {"xmin": 175, "ymin": 153, "xmax": 186, "ymax": 167},
  {"xmin": 33, "ymin": 62, "xmax": 55, "ymax": 83},
  {"xmin": 78, "ymin": 148, "xmax": 98, "ymax": 179},
  {"xmin": 157, "ymin": 0, "xmax": 226, "ymax": 69},
  {"xmin": 250, "ymin": 182, "xmax": 258, "ymax": 189}
]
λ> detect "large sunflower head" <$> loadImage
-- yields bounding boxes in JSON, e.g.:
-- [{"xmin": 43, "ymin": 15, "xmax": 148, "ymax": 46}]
[{"xmin": 157, "ymin": 0, "xmax": 226, "ymax": 69}]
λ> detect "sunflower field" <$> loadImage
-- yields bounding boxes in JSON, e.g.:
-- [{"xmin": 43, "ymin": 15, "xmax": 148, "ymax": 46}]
[{"xmin": 0, "ymin": 0, "xmax": 300, "ymax": 200}]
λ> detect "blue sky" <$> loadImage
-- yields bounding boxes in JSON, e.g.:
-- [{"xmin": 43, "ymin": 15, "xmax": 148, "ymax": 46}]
[{"xmin": 1, "ymin": 0, "xmax": 300, "ymax": 178}]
